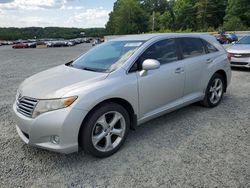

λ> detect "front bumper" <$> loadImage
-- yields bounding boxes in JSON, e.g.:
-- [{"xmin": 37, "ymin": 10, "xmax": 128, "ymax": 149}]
[
  {"xmin": 13, "ymin": 104, "xmax": 88, "ymax": 154},
  {"xmin": 230, "ymin": 56, "xmax": 250, "ymax": 68}
]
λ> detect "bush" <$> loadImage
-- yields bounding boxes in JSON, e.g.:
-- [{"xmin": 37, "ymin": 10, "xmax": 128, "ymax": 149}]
[
  {"xmin": 224, "ymin": 16, "xmax": 247, "ymax": 31},
  {"xmin": 159, "ymin": 28, "xmax": 172, "ymax": 33},
  {"xmin": 207, "ymin": 27, "xmax": 215, "ymax": 32}
]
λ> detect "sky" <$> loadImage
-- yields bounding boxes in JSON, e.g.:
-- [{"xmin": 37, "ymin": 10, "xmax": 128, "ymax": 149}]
[{"xmin": 0, "ymin": 0, "xmax": 116, "ymax": 28}]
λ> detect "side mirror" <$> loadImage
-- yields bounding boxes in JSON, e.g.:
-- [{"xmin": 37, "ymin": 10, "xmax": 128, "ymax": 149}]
[
  {"xmin": 142, "ymin": 59, "xmax": 160, "ymax": 70},
  {"xmin": 140, "ymin": 59, "xmax": 160, "ymax": 76}
]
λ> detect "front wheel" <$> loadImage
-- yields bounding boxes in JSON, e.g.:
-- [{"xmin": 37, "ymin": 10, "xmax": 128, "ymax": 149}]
[
  {"xmin": 79, "ymin": 102, "xmax": 130, "ymax": 158},
  {"xmin": 201, "ymin": 73, "xmax": 225, "ymax": 107}
]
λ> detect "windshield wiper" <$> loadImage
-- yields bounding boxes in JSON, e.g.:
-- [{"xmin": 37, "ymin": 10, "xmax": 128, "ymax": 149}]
[
  {"xmin": 81, "ymin": 67, "xmax": 106, "ymax": 72},
  {"xmin": 67, "ymin": 63, "xmax": 106, "ymax": 72},
  {"xmin": 65, "ymin": 60, "xmax": 74, "ymax": 67}
]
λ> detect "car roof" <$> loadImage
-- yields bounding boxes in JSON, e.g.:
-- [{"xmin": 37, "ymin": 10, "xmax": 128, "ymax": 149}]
[
  {"xmin": 110, "ymin": 33, "xmax": 210, "ymax": 42},
  {"xmin": 241, "ymin": 35, "xmax": 250, "ymax": 37}
]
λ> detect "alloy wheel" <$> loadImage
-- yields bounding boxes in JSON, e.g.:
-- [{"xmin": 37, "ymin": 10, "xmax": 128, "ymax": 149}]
[
  {"xmin": 91, "ymin": 111, "xmax": 126, "ymax": 152},
  {"xmin": 209, "ymin": 78, "xmax": 223, "ymax": 104}
]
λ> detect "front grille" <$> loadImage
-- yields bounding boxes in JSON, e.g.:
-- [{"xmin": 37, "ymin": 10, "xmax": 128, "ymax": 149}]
[
  {"xmin": 231, "ymin": 53, "xmax": 250, "ymax": 58},
  {"xmin": 231, "ymin": 62, "xmax": 249, "ymax": 65},
  {"xmin": 16, "ymin": 96, "xmax": 38, "ymax": 118}
]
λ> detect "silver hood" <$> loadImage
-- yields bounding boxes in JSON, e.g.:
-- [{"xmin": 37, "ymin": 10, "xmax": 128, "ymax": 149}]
[
  {"xmin": 227, "ymin": 44, "xmax": 250, "ymax": 54},
  {"xmin": 19, "ymin": 65, "xmax": 109, "ymax": 99}
]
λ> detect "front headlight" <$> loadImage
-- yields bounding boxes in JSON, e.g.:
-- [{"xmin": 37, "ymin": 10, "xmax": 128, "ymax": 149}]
[{"xmin": 32, "ymin": 96, "xmax": 77, "ymax": 118}]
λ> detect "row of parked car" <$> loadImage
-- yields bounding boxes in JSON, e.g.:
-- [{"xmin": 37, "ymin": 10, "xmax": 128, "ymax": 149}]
[
  {"xmin": 0, "ymin": 41, "xmax": 14, "ymax": 46},
  {"xmin": 11, "ymin": 38, "xmax": 94, "ymax": 49},
  {"xmin": 216, "ymin": 32, "xmax": 238, "ymax": 44}
]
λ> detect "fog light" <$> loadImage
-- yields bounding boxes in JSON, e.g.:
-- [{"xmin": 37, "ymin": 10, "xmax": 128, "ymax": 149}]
[{"xmin": 51, "ymin": 135, "xmax": 60, "ymax": 144}]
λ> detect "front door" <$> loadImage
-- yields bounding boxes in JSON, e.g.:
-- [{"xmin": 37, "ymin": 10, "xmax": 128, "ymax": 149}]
[{"xmin": 136, "ymin": 39, "xmax": 185, "ymax": 119}]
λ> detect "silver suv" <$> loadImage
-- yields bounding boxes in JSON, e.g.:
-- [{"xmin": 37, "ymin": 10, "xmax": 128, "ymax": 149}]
[{"xmin": 13, "ymin": 34, "xmax": 231, "ymax": 157}]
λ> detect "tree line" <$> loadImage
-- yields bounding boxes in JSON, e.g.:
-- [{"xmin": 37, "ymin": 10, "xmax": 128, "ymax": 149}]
[
  {"xmin": 1, "ymin": 0, "xmax": 249, "ymax": 40},
  {"xmin": 0, "ymin": 27, "xmax": 106, "ymax": 40},
  {"xmin": 106, "ymin": 0, "xmax": 250, "ymax": 35}
]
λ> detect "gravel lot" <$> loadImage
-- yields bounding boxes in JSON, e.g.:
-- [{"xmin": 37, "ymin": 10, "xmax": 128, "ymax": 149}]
[{"xmin": 0, "ymin": 44, "xmax": 249, "ymax": 187}]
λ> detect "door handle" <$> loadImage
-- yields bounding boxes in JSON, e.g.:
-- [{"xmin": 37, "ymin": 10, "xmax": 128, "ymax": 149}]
[
  {"xmin": 175, "ymin": 67, "xmax": 184, "ymax": 74},
  {"xmin": 206, "ymin": 58, "xmax": 213, "ymax": 64}
]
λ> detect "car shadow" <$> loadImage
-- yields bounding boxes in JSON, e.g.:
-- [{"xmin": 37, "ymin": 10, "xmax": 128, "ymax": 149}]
[{"xmin": 22, "ymin": 102, "xmax": 213, "ymax": 164}]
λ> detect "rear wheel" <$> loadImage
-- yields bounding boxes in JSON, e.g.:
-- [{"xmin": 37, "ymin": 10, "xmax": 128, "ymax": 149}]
[
  {"xmin": 201, "ymin": 73, "xmax": 225, "ymax": 107},
  {"xmin": 79, "ymin": 102, "xmax": 130, "ymax": 158}
]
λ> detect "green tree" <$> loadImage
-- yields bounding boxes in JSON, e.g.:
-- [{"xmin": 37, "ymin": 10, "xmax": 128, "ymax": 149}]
[
  {"xmin": 140, "ymin": 0, "xmax": 168, "ymax": 14},
  {"xmin": 224, "ymin": 0, "xmax": 250, "ymax": 30},
  {"xmin": 141, "ymin": 0, "xmax": 175, "ymax": 31},
  {"xmin": 105, "ymin": 0, "xmax": 250, "ymax": 34},
  {"xmin": 174, "ymin": 0, "xmax": 196, "ymax": 30},
  {"xmin": 148, "ymin": 11, "xmax": 161, "ymax": 31},
  {"xmin": 0, "ymin": 27, "xmax": 104, "ymax": 40},
  {"xmin": 210, "ymin": 0, "xmax": 227, "ymax": 29},
  {"xmin": 224, "ymin": 16, "xmax": 246, "ymax": 31},
  {"xmin": 195, "ymin": 0, "xmax": 227, "ymax": 31},
  {"xmin": 159, "ymin": 11, "xmax": 172, "ymax": 30},
  {"xmin": 106, "ymin": 0, "xmax": 148, "ymax": 35}
]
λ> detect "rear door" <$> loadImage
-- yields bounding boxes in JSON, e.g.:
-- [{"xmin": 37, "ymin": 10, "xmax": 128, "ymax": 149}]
[{"xmin": 176, "ymin": 37, "xmax": 208, "ymax": 99}]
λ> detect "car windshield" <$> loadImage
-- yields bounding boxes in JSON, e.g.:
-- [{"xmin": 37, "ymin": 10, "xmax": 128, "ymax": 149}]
[
  {"xmin": 237, "ymin": 36, "xmax": 250, "ymax": 44},
  {"xmin": 71, "ymin": 41, "xmax": 144, "ymax": 72}
]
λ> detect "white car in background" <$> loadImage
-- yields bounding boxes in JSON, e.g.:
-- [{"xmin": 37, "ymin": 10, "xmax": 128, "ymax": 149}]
[{"xmin": 227, "ymin": 35, "xmax": 250, "ymax": 68}]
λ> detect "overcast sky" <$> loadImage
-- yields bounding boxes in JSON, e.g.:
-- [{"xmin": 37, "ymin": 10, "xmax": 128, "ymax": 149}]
[{"xmin": 0, "ymin": 0, "xmax": 116, "ymax": 28}]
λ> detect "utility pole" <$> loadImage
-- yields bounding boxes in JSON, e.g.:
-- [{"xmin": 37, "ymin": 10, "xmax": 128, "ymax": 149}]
[
  {"xmin": 152, "ymin": 11, "xmax": 155, "ymax": 32},
  {"xmin": 203, "ymin": 0, "xmax": 208, "ymax": 30}
]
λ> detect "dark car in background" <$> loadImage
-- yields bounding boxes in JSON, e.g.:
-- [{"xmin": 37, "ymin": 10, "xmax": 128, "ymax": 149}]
[
  {"xmin": 216, "ymin": 33, "xmax": 228, "ymax": 44},
  {"xmin": 92, "ymin": 38, "xmax": 102, "ymax": 46},
  {"xmin": 46, "ymin": 41, "xmax": 67, "ymax": 47},
  {"xmin": 28, "ymin": 42, "xmax": 37, "ymax": 48}
]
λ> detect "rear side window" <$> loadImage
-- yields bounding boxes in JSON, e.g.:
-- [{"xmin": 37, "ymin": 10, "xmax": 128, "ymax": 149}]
[
  {"xmin": 202, "ymin": 40, "xmax": 218, "ymax": 53},
  {"xmin": 178, "ymin": 38, "xmax": 205, "ymax": 59},
  {"xmin": 139, "ymin": 39, "xmax": 178, "ymax": 65}
]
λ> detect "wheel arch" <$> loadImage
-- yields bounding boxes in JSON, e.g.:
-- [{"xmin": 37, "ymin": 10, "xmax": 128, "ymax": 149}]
[
  {"xmin": 214, "ymin": 69, "xmax": 227, "ymax": 92},
  {"xmin": 78, "ymin": 97, "xmax": 137, "ymax": 146}
]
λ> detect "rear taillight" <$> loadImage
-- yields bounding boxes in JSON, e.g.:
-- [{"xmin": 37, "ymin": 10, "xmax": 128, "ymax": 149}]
[{"xmin": 227, "ymin": 53, "xmax": 232, "ymax": 61}]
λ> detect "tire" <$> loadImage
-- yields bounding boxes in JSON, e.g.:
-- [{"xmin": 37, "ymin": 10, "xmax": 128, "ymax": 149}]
[
  {"xmin": 79, "ymin": 102, "xmax": 130, "ymax": 158},
  {"xmin": 201, "ymin": 73, "xmax": 225, "ymax": 108}
]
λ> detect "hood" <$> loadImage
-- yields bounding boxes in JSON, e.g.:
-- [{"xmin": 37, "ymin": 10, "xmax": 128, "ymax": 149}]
[
  {"xmin": 227, "ymin": 44, "xmax": 250, "ymax": 54},
  {"xmin": 19, "ymin": 65, "xmax": 109, "ymax": 99}
]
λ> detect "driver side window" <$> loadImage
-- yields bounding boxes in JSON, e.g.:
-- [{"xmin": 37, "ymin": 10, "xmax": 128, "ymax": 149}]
[{"xmin": 129, "ymin": 39, "xmax": 178, "ymax": 72}]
